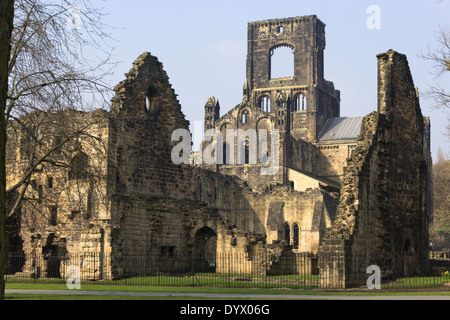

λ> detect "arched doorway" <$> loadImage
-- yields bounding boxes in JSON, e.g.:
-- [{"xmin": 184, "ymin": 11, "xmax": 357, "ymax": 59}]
[
  {"xmin": 194, "ymin": 226, "xmax": 217, "ymax": 272},
  {"xmin": 42, "ymin": 234, "xmax": 67, "ymax": 278}
]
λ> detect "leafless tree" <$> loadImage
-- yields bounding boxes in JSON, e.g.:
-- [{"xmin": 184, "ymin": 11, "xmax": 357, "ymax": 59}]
[
  {"xmin": 5, "ymin": 0, "xmax": 116, "ymax": 218},
  {"xmin": 421, "ymin": 25, "xmax": 450, "ymax": 112},
  {"xmin": 0, "ymin": 0, "xmax": 15, "ymax": 303},
  {"xmin": 421, "ymin": 1, "xmax": 450, "ymax": 249},
  {"xmin": 430, "ymin": 154, "xmax": 450, "ymax": 248},
  {"xmin": 1, "ymin": 0, "xmax": 116, "ymax": 300}
]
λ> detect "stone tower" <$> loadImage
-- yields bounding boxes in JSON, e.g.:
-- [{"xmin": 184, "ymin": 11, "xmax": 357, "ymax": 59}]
[
  {"xmin": 204, "ymin": 96, "xmax": 220, "ymax": 132},
  {"xmin": 246, "ymin": 15, "xmax": 341, "ymax": 142}
]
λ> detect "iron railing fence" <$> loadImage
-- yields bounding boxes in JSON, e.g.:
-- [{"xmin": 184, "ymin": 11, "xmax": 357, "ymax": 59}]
[{"xmin": 5, "ymin": 250, "xmax": 450, "ymax": 291}]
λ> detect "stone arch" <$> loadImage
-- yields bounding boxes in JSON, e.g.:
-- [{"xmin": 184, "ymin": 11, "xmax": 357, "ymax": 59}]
[
  {"xmin": 259, "ymin": 95, "xmax": 271, "ymax": 112},
  {"xmin": 283, "ymin": 222, "xmax": 291, "ymax": 244},
  {"xmin": 220, "ymin": 122, "xmax": 233, "ymax": 136},
  {"xmin": 145, "ymin": 84, "xmax": 160, "ymax": 114},
  {"xmin": 294, "ymin": 92, "xmax": 308, "ymax": 111},
  {"xmin": 293, "ymin": 223, "xmax": 300, "ymax": 250},
  {"xmin": 42, "ymin": 234, "xmax": 67, "ymax": 278},
  {"xmin": 193, "ymin": 226, "xmax": 217, "ymax": 271},
  {"xmin": 239, "ymin": 107, "xmax": 251, "ymax": 125},
  {"xmin": 269, "ymin": 43, "xmax": 296, "ymax": 55},
  {"xmin": 242, "ymin": 110, "xmax": 249, "ymax": 124},
  {"xmin": 269, "ymin": 43, "xmax": 295, "ymax": 79}
]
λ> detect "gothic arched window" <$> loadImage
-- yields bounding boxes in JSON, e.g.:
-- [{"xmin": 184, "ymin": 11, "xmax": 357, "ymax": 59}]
[
  {"xmin": 295, "ymin": 93, "xmax": 308, "ymax": 111},
  {"xmin": 241, "ymin": 110, "xmax": 249, "ymax": 124},
  {"xmin": 260, "ymin": 96, "xmax": 271, "ymax": 113},
  {"xmin": 293, "ymin": 224, "xmax": 300, "ymax": 249}
]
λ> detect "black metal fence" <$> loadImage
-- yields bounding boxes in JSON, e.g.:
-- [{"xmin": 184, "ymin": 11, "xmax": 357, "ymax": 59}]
[{"xmin": 5, "ymin": 250, "xmax": 450, "ymax": 291}]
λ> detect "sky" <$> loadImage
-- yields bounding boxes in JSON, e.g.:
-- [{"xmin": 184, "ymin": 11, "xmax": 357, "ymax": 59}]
[{"xmin": 90, "ymin": 0, "xmax": 450, "ymax": 161}]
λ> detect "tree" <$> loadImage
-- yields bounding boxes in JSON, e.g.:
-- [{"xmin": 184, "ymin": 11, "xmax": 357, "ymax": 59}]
[
  {"xmin": 421, "ymin": 1, "xmax": 450, "ymax": 249},
  {"xmin": 421, "ymin": 25, "xmax": 450, "ymax": 112},
  {"xmin": 0, "ymin": 0, "xmax": 15, "ymax": 302},
  {"xmin": 1, "ymin": 0, "xmax": 116, "ymax": 300},
  {"xmin": 430, "ymin": 155, "xmax": 450, "ymax": 247}
]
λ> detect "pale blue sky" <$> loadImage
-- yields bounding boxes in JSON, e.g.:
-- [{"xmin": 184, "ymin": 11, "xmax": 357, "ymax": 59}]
[{"xmin": 94, "ymin": 0, "xmax": 450, "ymax": 161}]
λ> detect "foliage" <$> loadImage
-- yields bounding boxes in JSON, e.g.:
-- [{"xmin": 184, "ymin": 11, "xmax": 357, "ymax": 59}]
[{"xmin": 430, "ymin": 159, "xmax": 450, "ymax": 246}]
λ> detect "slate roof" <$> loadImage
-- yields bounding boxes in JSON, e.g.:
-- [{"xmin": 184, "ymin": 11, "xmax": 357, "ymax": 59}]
[{"xmin": 318, "ymin": 116, "xmax": 364, "ymax": 142}]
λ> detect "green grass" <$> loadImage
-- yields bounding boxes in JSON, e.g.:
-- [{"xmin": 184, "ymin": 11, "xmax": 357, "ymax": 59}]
[
  {"xmin": 5, "ymin": 282, "xmax": 322, "ymax": 295},
  {"xmin": 5, "ymin": 273, "xmax": 320, "ymax": 290},
  {"xmin": 6, "ymin": 282, "xmax": 450, "ymax": 296},
  {"xmin": 5, "ymin": 272, "xmax": 450, "ymax": 290},
  {"xmin": 5, "ymin": 273, "xmax": 450, "ymax": 300},
  {"xmin": 382, "ymin": 276, "xmax": 450, "ymax": 289},
  {"xmin": 5, "ymin": 294, "xmax": 195, "ymax": 300},
  {"xmin": 7, "ymin": 274, "xmax": 449, "ymax": 290}
]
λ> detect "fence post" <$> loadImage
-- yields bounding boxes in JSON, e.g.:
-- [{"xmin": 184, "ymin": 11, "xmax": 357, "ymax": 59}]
[
  {"xmin": 191, "ymin": 254, "xmax": 194, "ymax": 287},
  {"xmin": 33, "ymin": 252, "xmax": 36, "ymax": 284}
]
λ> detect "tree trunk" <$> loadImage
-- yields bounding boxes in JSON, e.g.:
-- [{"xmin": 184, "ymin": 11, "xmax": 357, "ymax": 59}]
[{"xmin": 0, "ymin": 0, "xmax": 14, "ymax": 301}]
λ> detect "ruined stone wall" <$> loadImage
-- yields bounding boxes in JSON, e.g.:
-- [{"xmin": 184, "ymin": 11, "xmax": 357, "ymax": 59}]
[
  {"xmin": 216, "ymin": 223, "xmax": 318, "ymax": 276},
  {"xmin": 216, "ymin": 223, "xmax": 267, "ymax": 275},
  {"xmin": 106, "ymin": 53, "xmax": 274, "ymax": 277},
  {"xmin": 217, "ymin": 165, "xmax": 281, "ymax": 191},
  {"xmin": 290, "ymin": 111, "xmax": 308, "ymax": 141},
  {"xmin": 6, "ymin": 110, "xmax": 112, "ymax": 279},
  {"xmin": 246, "ymin": 16, "xmax": 326, "ymax": 96},
  {"xmin": 12, "ymin": 44, "xmax": 432, "ymax": 284},
  {"xmin": 315, "ymin": 142, "xmax": 357, "ymax": 183},
  {"xmin": 108, "ymin": 52, "xmax": 191, "ymax": 201},
  {"xmin": 289, "ymin": 137, "xmax": 317, "ymax": 174},
  {"xmin": 6, "ymin": 48, "xmax": 340, "ymax": 279},
  {"xmin": 246, "ymin": 16, "xmax": 340, "ymax": 142},
  {"xmin": 201, "ymin": 98, "xmax": 286, "ymax": 189},
  {"xmin": 318, "ymin": 50, "xmax": 431, "ymax": 288},
  {"xmin": 237, "ymin": 186, "xmax": 337, "ymax": 253},
  {"xmin": 374, "ymin": 51, "xmax": 430, "ymax": 258},
  {"xmin": 200, "ymin": 15, "xmax": 343, "ymax": 192},
  {"xmin": 7, "ymin": 52, "xmax": 320, "ymax": 280},
  {"xmin": 107, "ymin": 53, "xmax": 203, "ymax": 274}
]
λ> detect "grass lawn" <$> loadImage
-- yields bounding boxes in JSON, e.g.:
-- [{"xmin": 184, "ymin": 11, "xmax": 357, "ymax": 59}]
[
  {"xmin": 5, "ymin": 294, "xmax": 199, "ymax": 300},
  {"xmin": 5, "ymin": 272, "xmax": 450, "ymax": 300},
  {"xmin": 5, "ymin": 273, "xmax": 320, "ymax": 289},
  {"xmin": 5, "ymin": 282, "xmax": 450, "ymax": 300}
]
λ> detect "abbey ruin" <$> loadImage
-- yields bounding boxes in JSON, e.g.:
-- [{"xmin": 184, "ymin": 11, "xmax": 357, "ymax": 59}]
[{"xmin": 6, "ymin": 15, "xmax": 433, "ymax": 288}]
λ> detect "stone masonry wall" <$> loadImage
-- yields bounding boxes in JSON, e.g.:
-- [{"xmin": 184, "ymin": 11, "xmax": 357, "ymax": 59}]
[
  {"xmin": 6, "ymin": 110, "xmax": 112, "ymax": 280},
  {"xmin": 318, "ymin": 50, "xmax": 430, "ymax": 289}
]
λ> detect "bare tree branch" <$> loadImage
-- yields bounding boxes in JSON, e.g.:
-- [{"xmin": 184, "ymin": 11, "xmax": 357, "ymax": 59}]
[{"xmin": 420, "ymin": 25, "xmax": 450, "ymax": 111}]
